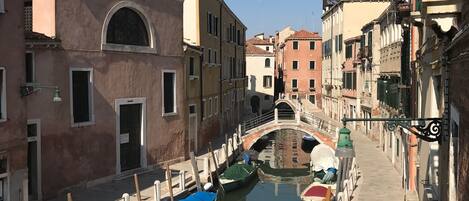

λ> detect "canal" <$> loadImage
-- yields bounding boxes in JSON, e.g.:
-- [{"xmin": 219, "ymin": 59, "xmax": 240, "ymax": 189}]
[{"xmin": 220, "ymin": 129, "xmax": 320, "ymax": 201}]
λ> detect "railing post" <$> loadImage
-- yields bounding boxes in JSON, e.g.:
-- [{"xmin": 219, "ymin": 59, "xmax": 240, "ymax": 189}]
[
  {"xmin": 179, "ymin": 171, "xmax": 185, "ymax": 191},
  {"xmin": 274, "ymin": 108, "xmax": 278, "ymax": 124},
  {"xmin": 153, "ymin": 180, "xmax": 161, "ymax": 201},
  {"xmin": 122, "ymin": 193, "xmax": 130, "ymax": 201}
]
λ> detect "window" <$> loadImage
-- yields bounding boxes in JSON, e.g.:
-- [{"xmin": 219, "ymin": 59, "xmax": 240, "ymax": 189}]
[
  {"xmin": 189, "ymin": 105, "xmax": 196, "ymax": 114},
  {"xmin": 309, "ymin": 61, "xmax": 315, "ymax": 70},
  {"xmin": 208, "ymin": 49, "xmax": 212, "ymax": 64},
  {"xmin": 106, "ymin": 8, "xmax": 149, "ymax": 46},
  {"xmin": 339, "ymin": 34, "xmax": 343, "ymax": 51},
  {"xmin": 189, "ymin": 57, "xmax": 195, "ymax": 76},
  {"xmin": 263, "ymin": 76, "xmax": 272, "ymax": 88},
  {"xmin": 293, "ymin": 41, "xmax": 299, "ymax": 50},
  {"xmin": 310, "ymin": 41, "xmax": 315, "ymax": 50},
  {"xmin": 214, "ymin": 50, "xmax": 217, "ymax": 64},
  {"xmin": 237, "ymin": 30, "xmax": 241, "ymax": 45},
  {"xmin": 202, "ymin": 99, "xmax": 206, "ymax": 120},
  {"xmin": 71, "ymin": 69, "xmax": 93, "ymax": 124},
  {"xmin": 208, "ymin": 98, "xmax": 212, "ymax": 116},
  {"xmin": 214, "ymin": 96, "xmax": 218, "ymax": 115},
  {"xmin": 346, "ymin": 44, "xmax": 353, "ymax": 59},
  {"xmin": 0, "ymin": 68, "xmax": 5, "ymax": 121},
  {"xmin": 0, "ymin": 0, "xmax": 4, "ymax": 13},
  {"xmin": 266, "ymin": 46, "xmax": 270, "ymax": 51},
  {"xmin": 214, "ymin": 16, "xmax": 219, "ymax": 36},
  {"xmin": 292, "ymin": 61, "xmax": 298, "ymax": 70},
  {"xmin": 309, "ymin": 79, "xmax": 315, "ymax": 89},
  {"xmin": 26, "ymin": 52, "xmax": 35, "ymax": 83},
  {"xmin": 207, "ymin": 13, "xmax": 212, "ymax": 34},
  {"xmin": 308, "ymin": 95, "xmax": 316, "ymax": 104},
  {"xmin": 396, "ymin": 138, "xmax": 400, "ymax": 157},
  {"xmin": 292, "ymin": 79, "xmax": 298, "ymax": 89},
  {"xmin": 163, "ymin": 71, "xmax": 176, "ymax": 114},
  {"xmin": 265, "ymin": 58, "xmax": 271, "ymax": 67},
  {"xmin": 291, "ymin": 94, "xmax": 298, "ymax": 100}
]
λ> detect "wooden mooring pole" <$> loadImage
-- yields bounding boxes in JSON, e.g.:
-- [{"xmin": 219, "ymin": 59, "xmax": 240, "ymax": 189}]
[
  {"xmin": 166, "ymin": 164, "xmax": 174, "ymax": 201},
  {"xmin": 133, "ymin": 174, "xmax": 142, "ymax": 201}
]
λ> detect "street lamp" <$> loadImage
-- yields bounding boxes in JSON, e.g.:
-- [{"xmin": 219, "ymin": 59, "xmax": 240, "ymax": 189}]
[
  {"xmin": 20, "ymin": 84, "xmax": 62, "ymax": 102},
  {"xmin": 335, "ymin": 127, "xmax": 355, "ymax": 193}
]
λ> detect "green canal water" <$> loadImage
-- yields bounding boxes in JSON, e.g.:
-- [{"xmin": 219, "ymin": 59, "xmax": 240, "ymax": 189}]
[{"xmin": 219, "ymin": 130, "xmax": 319, "ymax": 201}]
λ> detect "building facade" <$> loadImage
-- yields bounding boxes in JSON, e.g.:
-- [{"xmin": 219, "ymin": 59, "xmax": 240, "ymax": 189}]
[
  {"xmin": 245, "ymin": 35, "xmax": 275, "ymax": 115},
  {"xmin": 341, "ymin": 36, "xmax": 360, "ymax": 129},
  {"xmin": 321, "ymin": 0, "xmax": 390, "ymax": 121},
  {"xmin": 281, "ymin": 30, "xmax": 322, "ymax": 109},
  {"xmin": 25, "ymin": 0, "xmax": 187, "ymax": 199},
  {"xmin": 0, "ymin": 0, "xmax": 28, "ymax": 200},
  {"xmin": 183, "ymin": 0, "xmax": 246, "ymax": 150}
]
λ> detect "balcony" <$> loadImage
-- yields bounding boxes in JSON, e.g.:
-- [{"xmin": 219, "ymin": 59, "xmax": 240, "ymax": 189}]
[{"xmin": 342, "ymin": 89, "xmax": 357, "ymax": 98}]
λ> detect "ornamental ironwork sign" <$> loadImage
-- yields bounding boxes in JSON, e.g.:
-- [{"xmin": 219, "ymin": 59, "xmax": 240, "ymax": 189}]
[{"xmin": 341, "ymin": 116, "xmax": 442, "ymax": 142}]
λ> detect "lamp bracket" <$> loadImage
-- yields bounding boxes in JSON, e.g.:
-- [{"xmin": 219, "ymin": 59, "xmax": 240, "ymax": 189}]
[{"xmin": 341, "ymin": 116, "xmax": 442, "ymax": 142}]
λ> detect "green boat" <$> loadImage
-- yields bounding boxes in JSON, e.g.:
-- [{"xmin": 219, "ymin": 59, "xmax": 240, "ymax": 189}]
[{"xmin": 219, "ymin": 163, "xmax": 257, "ymax": 192}]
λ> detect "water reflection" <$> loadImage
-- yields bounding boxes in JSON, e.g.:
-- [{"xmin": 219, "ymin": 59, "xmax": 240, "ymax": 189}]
[{"xmin": 221, "ymin": 130, "xmax": 318, "ymax": 201}]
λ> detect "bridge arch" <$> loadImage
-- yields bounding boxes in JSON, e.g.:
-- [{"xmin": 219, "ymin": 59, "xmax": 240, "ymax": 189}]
[
  {"xmin": 275, "ymin": 99, "xmax": 297, "ymax": 112},
  {"xmin": 242, "ymin": 122, "xmax": 335, "ymax": 150}
]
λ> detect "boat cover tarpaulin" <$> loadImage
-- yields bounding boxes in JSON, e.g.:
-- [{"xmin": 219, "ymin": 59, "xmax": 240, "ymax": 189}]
[
  {"xmin": 179, "ymin": 192, "xmax": 216, "ymax": 201},
  {"xmin": 220, "ymin": 163, "xmax": 255, "ymax": 180},
  {"xmin": 310, "ymin": 144, "xmax": 339, "ymax": 172}
]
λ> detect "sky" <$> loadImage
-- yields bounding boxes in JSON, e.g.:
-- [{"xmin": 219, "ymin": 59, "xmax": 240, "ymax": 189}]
[{"xmin": 225, "ymin": 0, "xmax": 323, "ymax": 38}]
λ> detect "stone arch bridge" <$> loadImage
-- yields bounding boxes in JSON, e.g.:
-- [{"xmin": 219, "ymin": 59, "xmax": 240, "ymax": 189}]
[{"xmin": 240, "ymin": 99, "xmax": 340, "ymax": 150}]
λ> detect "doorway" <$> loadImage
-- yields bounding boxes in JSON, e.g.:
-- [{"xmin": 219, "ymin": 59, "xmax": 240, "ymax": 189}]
[
  {"xmin": 116, "ymin": 98, "xmax": 146, "ymax": 173},
  {"xmin": 27, "ymin": 119, "xmax": 41, "ymax": 201},
  {"xmin": 188, "ymin": 104, "xmax": 198, "ymax": 153}
]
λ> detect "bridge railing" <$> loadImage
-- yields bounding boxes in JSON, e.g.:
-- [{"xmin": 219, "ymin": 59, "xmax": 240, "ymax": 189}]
[
  {"xmin": 241, "ymin": 110, "xmax": 275, "ymax": 133},
  {"xmin": 300, "ymin": 111, "xmax": 340, "ymax": 137}
]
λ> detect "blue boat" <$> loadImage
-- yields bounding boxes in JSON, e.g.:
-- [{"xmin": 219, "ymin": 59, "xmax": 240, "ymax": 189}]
[{"xmin": 179, "ymin": 191, "xmax": 217, "ymax": 201}]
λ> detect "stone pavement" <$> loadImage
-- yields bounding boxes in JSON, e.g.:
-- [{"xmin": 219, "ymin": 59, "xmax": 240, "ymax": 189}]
[
  {"xmin": 351, "ymin": 129, "xmax": 406, "ymax": 201},
  {"xmin": 308, "ymin": 111, "xmax": 405, "ymax": 200}
]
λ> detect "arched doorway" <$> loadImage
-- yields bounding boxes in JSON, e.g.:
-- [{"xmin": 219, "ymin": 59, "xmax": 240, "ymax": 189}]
[{"xmin": 250, "ymin": 95, "xmax": 260, "ymax": 115}]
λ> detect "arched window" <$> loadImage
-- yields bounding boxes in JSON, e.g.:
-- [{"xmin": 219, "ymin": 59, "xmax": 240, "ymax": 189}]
[
  {"xmin": 265, "ymin": 58, "xmax": 271, "ymax": 67},
  {"xmin": 106, "ymin": 8, "xmax": 149, "ymax": 46}
]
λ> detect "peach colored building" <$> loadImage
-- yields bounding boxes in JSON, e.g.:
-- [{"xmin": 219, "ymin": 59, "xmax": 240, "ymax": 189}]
[
  {"xmin": 24, "ymin": 0, "xmax": 186, "ymax": 199},
  {"xmin": 281, "ymin": 30, "xmax": 322, "ymax": 109},
  {"xmin": 0, "ymin": 0, "xmax": 28, "ymax": 200},
  {"xmin": 341, "ymin": 36, "xmax": 361, "ymax": 129}
]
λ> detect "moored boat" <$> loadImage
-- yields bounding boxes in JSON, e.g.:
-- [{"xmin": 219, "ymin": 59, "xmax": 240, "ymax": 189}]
[
  {"xmin": 179, "ymin": 191, "xmax": 217, "ymax": 201},
  {"xmin": 300, "ymin": 183, "xmax": 335, "ymax": 201},
  {"xmin": 219, "ymin": 163, "xmax": 257, "ymax": 192}
]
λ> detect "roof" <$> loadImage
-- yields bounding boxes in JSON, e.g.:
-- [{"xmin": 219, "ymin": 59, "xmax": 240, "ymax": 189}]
[
  {"xmin": 286, "ymin": 30, "xmax": 321, "ymax": 40},
  {"xmin": 344, "ymin": 35, "xmax": 361, "ymax": 43},
  {"xmin": 246, "ymin": 43, "xmax": 274, "ymax": 55},
  {"xmin": 25, "ymin": 31, "xmax": 60, "ymax": 43},
  {"xmin": 246, "ymin": 37, "xmax": 273, "ymax": 45}
]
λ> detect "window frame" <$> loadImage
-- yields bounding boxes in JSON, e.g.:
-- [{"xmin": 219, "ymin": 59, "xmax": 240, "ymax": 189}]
[
  {"xmin": 309, "ymin": 79, "xmax": 315, "ymax": 89},
  {"xmin": 263, "ymin": 75, "xmax": 272, "ymax": 88},
  {"xmin": 293, "ymin": 41, "xmax": 299, "ymax": 50},
  {"xmin": 162, "ymin": 70, "xmax": 177, "ymax": 116},
  {"xmin": 101, "ymin": 2, "xmax": 156, "ymax": 54},
  {"xmin": 25, "ymin": 51, "xmax": 36, "ymax": 83},
  {"xmin": 69, "ymin": 67, "xmax": 95, "ymax": 127},
  {"xmin": 292, "ymin": 79, "xmax": 298, "ymax": 89},
  {"xmin": 310, "ymin": 41, "xmax": 315, "ymax": 50},
  {"xmin": 292, "ymin": 60, "xmax": 299, "ymax": 70},
  {"xmin": 0, "ymin": 67, "xmax": 6, "ymax": 123},
  {"xmin": 265, "ymin": 58, "xmax": 271, "ymax": 68},
  {"xmin": 308, "ymin": 94, "xmax": 316, "ymax": 104},
  {"xmin": 309, "ymin": 60, "xmax": 315, "ymax": 70}
]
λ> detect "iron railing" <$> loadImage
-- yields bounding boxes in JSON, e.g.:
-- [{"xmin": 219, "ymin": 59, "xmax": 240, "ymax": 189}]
[
  {"xmin": 301, "ymin": 112, "xmax": 340, "ymax": 136},
  {"xmin": 241, "ymin": 110, "xmax": 275, "ymax": 133}
]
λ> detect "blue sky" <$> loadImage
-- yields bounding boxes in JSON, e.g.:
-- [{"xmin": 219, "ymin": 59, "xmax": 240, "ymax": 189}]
[{"xmin": 225, "ymin": 0, "xmax": 323, "ymax": 38}]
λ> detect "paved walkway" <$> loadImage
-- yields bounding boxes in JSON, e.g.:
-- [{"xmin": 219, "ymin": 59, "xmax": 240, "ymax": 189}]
[
  {"xmin": 351, "ymin": 130, "xmax": 405, "ymax": 201},
  {"xmin": 309, "ymin": 111, "xmax": 405, "ymax": 200}
]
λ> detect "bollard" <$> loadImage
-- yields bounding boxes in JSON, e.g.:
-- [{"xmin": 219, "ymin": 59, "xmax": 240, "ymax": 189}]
[
  {"xmin": 179, "ymin": 171, "xmax": 185, "ymax": 191},
  {"xmin": 214, "ymin": 150, "xmax": 220, "ymax": 168},
  {"xmin": 221, "ymin": 144, "xmax": 226, "ymax": 164},
  {"xmin": 134, "ymin": 174, "xmax": 142, "ymax": 201},
  {"xmin": 122, "ymin": 193, "xmax": 130, "ymax": 201},
  {"xmin": 153, "ymin": 180, "xmax": 161, "ymax": 201},
  {"xmin": 233, "ymin": 134, "xmax": 238, "ymax": 151},
  {"xmin": 228, "ymin": 138, "xmax": 233, "ymax": 156},
  {"xmin": 203, "ymin": 157, "xmax": 209, "ymax": 178}
]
